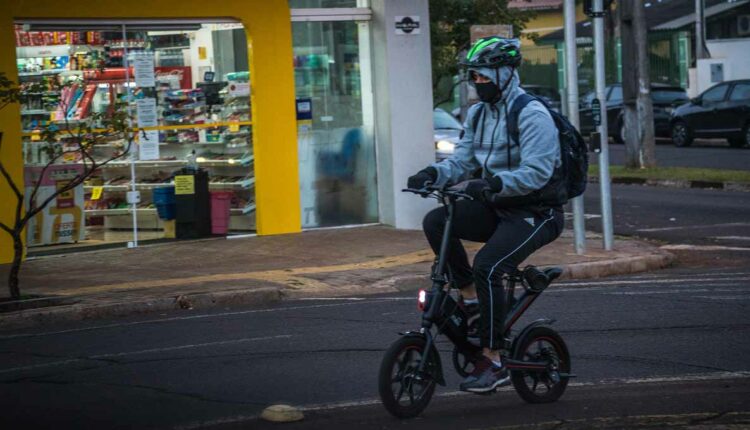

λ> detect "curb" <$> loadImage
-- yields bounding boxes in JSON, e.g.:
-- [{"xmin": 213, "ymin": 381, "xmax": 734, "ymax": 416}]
[
  {"xmin": 590, "ymin": 176, "xmax": 750, "ymax": 192},
  {"xmin": 371, "ymin": 249, "xmax": 675, "ymax": 293},
  {"xmin": 0, "ymin": 249, "xmax": 675, "ymax": 330},
  {"xmin": 0, "ymin": 287, "xmax": 281, "ymax": 330},
  {"xmin": 558, "ymin": 251, "xmax": 674, "ymax": 280}
]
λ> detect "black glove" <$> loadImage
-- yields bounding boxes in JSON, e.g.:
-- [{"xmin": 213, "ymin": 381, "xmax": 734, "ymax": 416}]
[
  {"xmin": 450, "ymin": 176, "xmax": 503, "ymax": 201},
  {"xmin": 450, "ymin": 179, "xmax": 490, "ymax": 201},
  {"xmin": 407, "ymin": 167, "xmax": 437, "ymax": 190}
]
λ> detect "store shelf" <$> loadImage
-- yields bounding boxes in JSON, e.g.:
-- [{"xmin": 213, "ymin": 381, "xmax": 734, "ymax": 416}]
[
  {"xmin": 240, "ymin": 203, "xmax": 256, "ymax": 215},
  {"xmin": 18, "ymin": 69, "xmax": 66, "ymax": 77},
  {"xmin": 16, "ymin": 45, "xmax": 104, "ymax": 59},
  {"xmin": 84, "ymin": 181, "xmax": 248, "ymax": 192},
  {"xmin": 85, "ymin": 208, "xmax": 156, "ymax": 216},
  {"xmin": 88, "ymin": 207, "xmax": 251, "ymax": 217},
  {"xmin": 21, "ymin": 110, "xmax": 51, "ymax": 116}
]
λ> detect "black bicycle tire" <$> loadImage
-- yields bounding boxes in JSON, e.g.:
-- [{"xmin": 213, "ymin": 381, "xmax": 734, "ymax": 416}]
[
  {"xmin": 510, "ymin": 326, "xmax": 570, "ymax": 404},
  {"xmin": 378, "ymin": 336, "xmax": 437, "ymax": 418}
]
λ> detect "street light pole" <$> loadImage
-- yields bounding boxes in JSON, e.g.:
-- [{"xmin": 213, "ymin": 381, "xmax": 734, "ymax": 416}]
[
  {"xmin": 564, "ymin": 0, "xmax": 586, "ymax": 255},
  {"xmin": 592, "ymin": 0, "xmax": 614, "ymax": 250}
]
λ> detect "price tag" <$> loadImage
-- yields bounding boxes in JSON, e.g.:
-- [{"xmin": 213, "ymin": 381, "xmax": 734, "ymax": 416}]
[
  {"xmin": 31, "ymin": 134, "xmax": 41, "ymax": 141},
  {"xmin": 91, "ymin": 186, "xmax": 103, "ymax": 200},
  {"xmin": 229, "ymin": 122, "xmax": 240, "ymax": 132},
  {"xmin": 174, "ymin": 175, "xmax": 195, "ymax": 195}
]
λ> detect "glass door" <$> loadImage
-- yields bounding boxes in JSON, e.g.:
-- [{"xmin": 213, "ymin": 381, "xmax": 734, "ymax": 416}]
[{"xmin": 293, "ymin": 19, "xmax": 377, "ymax": 228}]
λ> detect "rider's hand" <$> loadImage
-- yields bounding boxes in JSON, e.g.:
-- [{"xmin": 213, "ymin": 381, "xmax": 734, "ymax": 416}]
[
  {"xmin": 407, "ymin": 167, "xmax": 438, "ymax": 190},
  {"xmin": 450, "ymin": 179, "xmax": 490, "ymax": 201}
]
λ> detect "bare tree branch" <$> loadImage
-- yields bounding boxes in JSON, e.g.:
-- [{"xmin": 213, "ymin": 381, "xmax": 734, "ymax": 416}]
[{"xmin": 0, "ymin": 161, "xmax": 22, "ymax": 200}]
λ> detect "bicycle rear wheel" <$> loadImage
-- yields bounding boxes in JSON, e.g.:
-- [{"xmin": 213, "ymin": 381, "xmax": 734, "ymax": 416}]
[
  {"xmin": 510, "ymin": 326, "xmax": 570, "ymax": 404},
  {"xmin": 378, "ymin": 336, "xmax": 438, "ymax": 418}
]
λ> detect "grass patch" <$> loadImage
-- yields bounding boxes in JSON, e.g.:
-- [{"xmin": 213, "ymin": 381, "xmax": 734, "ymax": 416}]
[{"xmin": 589, "ymin": 165, "xmax": 750, "ymax": 184}]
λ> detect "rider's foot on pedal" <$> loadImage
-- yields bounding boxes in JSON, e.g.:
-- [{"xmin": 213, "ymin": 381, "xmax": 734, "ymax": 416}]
[{"xmin": 460, "ymin": 361, "xmax": 511, "ymax": 393}]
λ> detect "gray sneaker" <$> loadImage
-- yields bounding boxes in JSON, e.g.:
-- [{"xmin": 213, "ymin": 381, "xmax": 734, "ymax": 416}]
[{"xmin": 460, "ymin": 363, "xmax": 511, "ymax": 393}]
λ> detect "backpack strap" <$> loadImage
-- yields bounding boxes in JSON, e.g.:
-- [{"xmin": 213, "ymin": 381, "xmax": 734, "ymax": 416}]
[
  {"xmin": 507, "ymin": 93, "xmax": 538, "ymax": 145},
  {"xmin": 471, "ymin": 103, "xmax": 484, "ymax": 137}
]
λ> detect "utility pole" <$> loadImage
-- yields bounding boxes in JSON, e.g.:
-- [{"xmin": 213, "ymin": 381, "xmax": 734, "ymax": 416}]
[
  {"xmin": 620, "ymin": 0, "xmax": 656, "ymax": 169},
  {"xmin": 564, "ymin": 0, "xmax": 586, "ymax": 255},
  {"xmin": 590, "ymin": 0, "xmax": 614, "ymax": 250},
  {"xmin": 695, "ymin": 0, "xmax": 709, "ymax": 59}
]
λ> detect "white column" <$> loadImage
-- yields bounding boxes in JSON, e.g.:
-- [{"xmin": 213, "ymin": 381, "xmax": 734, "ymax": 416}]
[{"xmin": 371, "ymin": 0, "xmax": 435, "ymax": 229}]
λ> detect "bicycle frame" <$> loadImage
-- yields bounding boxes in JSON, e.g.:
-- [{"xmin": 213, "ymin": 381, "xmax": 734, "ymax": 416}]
[{"xmin": 411, "ymin": 188, "xmax": 552, "ymax": 376}]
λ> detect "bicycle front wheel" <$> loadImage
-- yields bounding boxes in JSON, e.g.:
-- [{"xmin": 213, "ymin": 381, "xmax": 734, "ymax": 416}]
[{"xmin": 378, "ymin": 336, "xmax": 438, "ymax": 418}]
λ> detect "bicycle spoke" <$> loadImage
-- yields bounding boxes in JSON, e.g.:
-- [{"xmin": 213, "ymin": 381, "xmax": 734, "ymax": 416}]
[
  {"xmin": 543, "ymin": 378, "xmax": 552, "ymax": 391},
  {"xmin": 395, "ymin": 384, "xmax": 406, "ymax": 403}
]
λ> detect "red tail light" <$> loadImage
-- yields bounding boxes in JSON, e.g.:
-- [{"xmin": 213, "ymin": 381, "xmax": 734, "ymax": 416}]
[{"xmin": 417, "ymin": 289, "xmax": 427, "ymax": 311}]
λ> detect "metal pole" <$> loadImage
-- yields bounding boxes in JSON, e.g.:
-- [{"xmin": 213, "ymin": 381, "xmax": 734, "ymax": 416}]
[
  {"xmin": 564, "ymin": 0, "xmax": 586, "ymax": 255},
  {"xmin": 122, "ymin": 24, "xmax": 138, "ymax": 248},
  {"xmin": 593, "ymin": 0, "xmax": 614, "ymax": 250},
  {"xmin": 695, "ymin": 0, "xmax": 707, "ymax": 59}
]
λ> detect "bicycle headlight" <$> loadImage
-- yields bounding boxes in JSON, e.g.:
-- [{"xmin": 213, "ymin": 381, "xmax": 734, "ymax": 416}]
[
  {"xmin": 436, "ymin": 140, "xmax": 455, "ymax": 152},
  {"xmin": 417, "ymin": 289, "xmax": 428, "ymax": 311}
]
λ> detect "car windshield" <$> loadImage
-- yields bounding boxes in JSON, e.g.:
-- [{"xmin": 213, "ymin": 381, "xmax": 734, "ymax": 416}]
[
  {"xmin": 652, "ymin": 89, "xmax": 688, "ymax": 104},
  {"xmin": 434, "ymin": 109, "xmax": 462, "ymax": 130}
]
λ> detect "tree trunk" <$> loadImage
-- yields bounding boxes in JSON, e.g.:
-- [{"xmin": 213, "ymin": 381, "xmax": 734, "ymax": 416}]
[
  {"xmin": 8, "ymin": 232, "xmax": 22, "ymax": 299},
  {"xmin": 633, "ymin": 0, "xmax": 656, "ymax": 168},
  {"xmin": 619, "ymin": 0, "xmax": 656, "ymax": 168}
]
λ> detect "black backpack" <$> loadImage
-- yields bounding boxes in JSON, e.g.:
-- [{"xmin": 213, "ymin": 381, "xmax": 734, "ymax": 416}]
[{"xmin": 471, "ymin": 94, "xmax": 588, "ymax": 202}]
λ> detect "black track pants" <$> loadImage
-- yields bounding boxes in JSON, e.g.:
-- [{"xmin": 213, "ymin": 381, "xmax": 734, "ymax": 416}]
[{"xmin": 423, "ymin": 200, "xmax": 564, "ymax": 350}]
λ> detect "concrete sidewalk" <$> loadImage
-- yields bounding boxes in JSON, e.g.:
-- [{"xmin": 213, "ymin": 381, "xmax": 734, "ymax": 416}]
[{"xmin": 0, "ymin": 225, "xmax": 673, "ymax": 329}]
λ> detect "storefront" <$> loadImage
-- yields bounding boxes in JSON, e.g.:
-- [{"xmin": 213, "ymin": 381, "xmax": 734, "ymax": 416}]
[{"xmin": 0, "ymin": 0, "xmax": 435, "ymax": 263}]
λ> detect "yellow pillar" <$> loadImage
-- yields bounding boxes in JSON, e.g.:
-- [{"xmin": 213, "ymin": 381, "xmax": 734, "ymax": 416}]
[
  {"xmin": 0, "ymin": 12, "xmax": 25, "ymax": 265},
  {"xmin": 0, "ymin": 0, "xmax": 301, "ymax": 264}
]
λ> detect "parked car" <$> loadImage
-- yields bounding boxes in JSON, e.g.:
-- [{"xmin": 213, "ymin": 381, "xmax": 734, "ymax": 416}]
[
  {"xmin": 670, "ymin": 79, "xmax": 750, "ymax": 148},
  {"xmin": 434, "ymin": 108, "xmax": 463, "ymax": 161},
  {"xmin": 522, "ymin": 85, "xmax": 562, "ymax": 113},
  {"xmin": 579, "ymin": 84, "xmax": 688, "ymax": 144}
]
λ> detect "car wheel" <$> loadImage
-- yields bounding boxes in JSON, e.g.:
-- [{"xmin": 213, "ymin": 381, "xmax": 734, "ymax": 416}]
[
  {"xmin": 671, "ymin": 121, "xmax": 693, "ymax": 147},
  {"xmin": 729, "ymin": 123, "xmax": 750, "ymax": 148},
  {"xmin": 613, "ymin": 120, "xmax": 625, "ymax": 144}
]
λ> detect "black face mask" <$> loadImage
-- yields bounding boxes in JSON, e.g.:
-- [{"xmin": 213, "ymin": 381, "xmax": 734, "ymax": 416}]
[{"xmin": 475, "ymin": 82, "xmax": 501, "ymax": 104}]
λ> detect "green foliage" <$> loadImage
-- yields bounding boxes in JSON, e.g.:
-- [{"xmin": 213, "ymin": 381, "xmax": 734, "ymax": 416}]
[{"xmin": 429, "ymin": 0, "xmax": 535, "ymax": 106}]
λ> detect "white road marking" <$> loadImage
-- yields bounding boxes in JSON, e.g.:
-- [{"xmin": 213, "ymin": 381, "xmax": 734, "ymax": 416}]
[
  {"xmin": 204, "ymin": 371, "xmax": 750, "ymax": 422},
  {"xmin": 623, "ymin": 271, "xmax": 750, "ymax": 280},
  {"xmin": 694, "ymin": 295, "xmax": 750, "ymax": 301},
  {"xmin": 661, "ymin": 244, "xmax": 750, "ymax": 252},
  {"xmin": 556, "ymin": 276, "xmax": 750, "ymax": 288},
  {"xmin": 4, "ymin": 274, "xmax": 750, "ymax": 340},
  {"xmin": 637, "ymin": 222, "xmax": 750, "ymax": 233},
  {"xmin": 605, "ymin": 288, "xmax": 748, "ymax": 296},
  {"xmin": 0, "ymin": 300, "xmax": 409, "ymax": 340},
  {"xmin": 0, "ymin": 334, "xmax": 293, "ymax": 374},
  {"xmin": 713, "ymin": 236, "xmax": 750, "ymax": 241}
]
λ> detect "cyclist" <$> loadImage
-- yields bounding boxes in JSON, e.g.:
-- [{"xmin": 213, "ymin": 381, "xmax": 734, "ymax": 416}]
[{"xmin": 407, "ymin": 37, "xmax": 565, "ymax": 393}]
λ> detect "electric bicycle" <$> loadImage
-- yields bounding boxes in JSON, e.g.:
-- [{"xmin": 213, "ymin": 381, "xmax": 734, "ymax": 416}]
[{"xmin": 378, "ymin": 186, "xmax": 573, "ymax": 418}]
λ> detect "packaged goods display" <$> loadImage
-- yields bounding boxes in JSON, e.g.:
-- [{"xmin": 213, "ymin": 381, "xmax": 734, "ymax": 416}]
[{"xmin": 15, "ymin": 24, "xmax": 255, "ymax": 245}]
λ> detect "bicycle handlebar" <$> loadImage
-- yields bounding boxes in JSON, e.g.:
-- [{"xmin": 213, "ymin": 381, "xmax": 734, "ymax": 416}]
[{"xmin": 402, "ymin": 185, "xmax": 474, "ymax": 201}]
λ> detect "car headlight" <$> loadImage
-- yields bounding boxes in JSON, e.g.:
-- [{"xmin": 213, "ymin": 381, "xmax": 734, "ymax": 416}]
[{"xmin": 436, "ymin": 140, "xmax": 455, "ymax": 152}]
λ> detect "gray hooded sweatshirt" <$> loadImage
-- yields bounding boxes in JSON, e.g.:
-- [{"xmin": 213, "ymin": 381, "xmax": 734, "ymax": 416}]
[{"xmin": 431, "ymin": 66, "xmax": 560, "ymax": 200}]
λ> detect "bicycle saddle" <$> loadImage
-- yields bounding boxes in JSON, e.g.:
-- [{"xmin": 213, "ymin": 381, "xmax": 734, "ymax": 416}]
[{"xmin": 522, "ymin": 266, "xmax": 563, "ymax": 292}]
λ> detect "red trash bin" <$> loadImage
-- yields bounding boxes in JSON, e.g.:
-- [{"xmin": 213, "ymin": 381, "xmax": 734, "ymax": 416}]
[{"xmin": 210, "ymin": 191, "xmax": 233, "ymax": 235}]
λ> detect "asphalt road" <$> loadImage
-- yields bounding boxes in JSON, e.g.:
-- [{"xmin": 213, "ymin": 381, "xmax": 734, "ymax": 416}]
[
  {"xmin": 582, "ymin": 183, "xmax": 750, "ymax": 250},
  {"xmin": 1, "ymin": 268, "xmax": 749, "ymax": 429},
  {"xmin": 2, "ymin": 185, "xmax": 749, "ymax": 429},
  {"xmin": 590, "ymin": 140, "xmax": 750, "ymax": 170}
]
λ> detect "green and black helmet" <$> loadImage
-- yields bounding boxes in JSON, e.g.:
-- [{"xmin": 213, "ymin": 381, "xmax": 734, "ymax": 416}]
[{"xmin": 460, "ymin": 37, "xmax": 522, "ymax": 69}]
